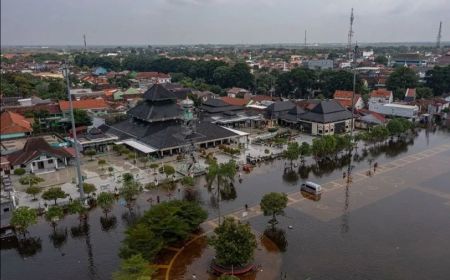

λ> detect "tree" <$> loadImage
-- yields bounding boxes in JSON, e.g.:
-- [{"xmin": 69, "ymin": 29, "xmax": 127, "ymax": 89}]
[
  {"xmin": 83, "ymin": 183, "xmax": 97, "ymax": 197},
  {"xmin": 113, "ymin": 254, "xmax": 155, "ymax": 280},
  {"xmin": 416, "ymin": 87, "xmax": 433, "ymax": 99},
  {"xmin": 97, "ymin": 192, "xmax": 115, "ymax": 216},
  {"xmin": 42, "ymin": 187, "xmax": 68, "ymax": 205},
  {"xmin": 425, "ymin": 65, "xmax": 450, "ymax": 96},
  {"xmin": 73, "ymin": 109, "xmax": 92, "ymax": 126},
  {"xmin": 13, "ymin": 168, "xmax": 26, "ymax": 176},
  {"xmin": 98, "ymin": 159, "xmax": 107, "ymax": 170},
  {"xmin": 26, "ymin": 185, "xmax": 42, "ymax": 201},
  {"xmin": 209, "ymin": 217, "xmax": 257, "ymax": 267},
  {"xmin": 260, "ymin": 192, "xmax": 288, "ymax": 226},
  {"xmin": 19, "ymin": 174, "xmax": 45, "ymax": 187},
  {"xmin": 85, "ymin": 149, "xmax": 97, "ymax": 161},
  {"xmin": 374, "ymin": 55, "xmax": 388, "ymax": 65},
  {"xmin": 299, "ymin": 142, "xmax": 311, "ymax": 164},
  {"xmin": 206, "ymin": 160, "xmax": 236, "ymax": 224},
  {"xmin": 120, "ymin": 178, "xmax": 142, "ymax": 209},
  {"xmin": 159, "ymin": 165, "xmax": 175, "ymax": 178},
  {"xmin": 45, "ymin": 205, "xmax": 64, "ymax": 224},
  {"xmin": 319, "ymin": 70, "xmax": 364, "ymax": 98},
  {"xmin": 67, "ymin": 199, "xmax": 87, "ymax": 219},
  {"xmin": 119, "ymin": 223, "xmax": 165, "ymax": 261},
  {"xmin": 180, "ymin": 176, "xmax": 194, "ymax": 187},
  {"xmin": 284, "ymin": 142, "xmax": 300, "ymax": 168},
  {"xmin": 387, "ymin": 118, "xmax": 410, "ymax": 137},
  {"xmin": 11, "ymin": 207, "xmax": 38, "ymax": 238},
  {"xmin": 387, "ymin": 67, "xmax": 419, "ymax": 100}
]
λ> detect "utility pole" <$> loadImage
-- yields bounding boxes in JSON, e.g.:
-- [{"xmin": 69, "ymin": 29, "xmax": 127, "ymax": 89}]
[
  {"xmin": 347, "ymin": 8, "xmax": 355, "ymax": 61},
  {"xmin": 63, "ymin": 61, "xmax": 85, "ymax": 201}
]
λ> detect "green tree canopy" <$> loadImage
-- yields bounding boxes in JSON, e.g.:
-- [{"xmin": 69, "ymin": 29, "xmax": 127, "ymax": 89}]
[
  {"xmin": 26, "ymin": 185, "xmax": 42, "ymax": 201},
  {"xmin": 45, "ymin": 205, "xmax": 64, "ymax": 223},
  {"xmin": 42, "ymin": 187, "xmax": 68, "ymax": 205},
  {"xmin": 113, "ymin": 254, "xmax": 155, "ymax": 280},
  {"xmin": 425, "ymin": 65, "xmax": 450, "ymax": 96},
  {"xmin": 11, "ymin": 206, "xmax": 38, "ymax": 237},
  {"xmin": 97, "ymin": 192, "xmax": 115, "ymax": 215},
  {"xmin": 73, "ymin": 109, "xmax": 92, "ymax": 126},
  {"xmin": 284, "ymin": 142, "xmax": 300, "ymax": 168},
  {"xmin": 82, "ymin": 183, "xmax": 97, "ymax": 196},
  {"xmin": 19, "ymin": 175, "xmax": 45, "ymax": 187},
  {"xmin": 260, "ymin": 192, "xmax": 288, "ymax": 224},
  {"xmin": 209, "ymin": 217, "xmax": 257, "ymax": 267},
  {"xmin": 386, "ymin": 67, "xmax": 419, "ymax": 100},
  {"xmin": 374, "ymin": 55, "xmax": 388, "ymax": 65}
]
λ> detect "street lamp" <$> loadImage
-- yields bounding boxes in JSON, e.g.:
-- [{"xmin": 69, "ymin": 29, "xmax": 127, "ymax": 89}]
[{"xmin": 63, "ymin": 61, "xmax": 85, "ymax": 201}]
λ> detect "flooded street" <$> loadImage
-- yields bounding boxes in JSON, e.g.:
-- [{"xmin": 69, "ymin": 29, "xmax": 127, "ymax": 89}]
[{"xmin": 2, "ymin": 128, "xmax": 450, "ymax": 280}]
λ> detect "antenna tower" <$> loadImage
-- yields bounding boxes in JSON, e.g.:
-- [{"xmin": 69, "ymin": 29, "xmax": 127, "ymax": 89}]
[
  {"xmin": 347, "ymin": 8, "xmax": 354, "ymax": 60},
  {"xmin": 304, "ymin": 29, "xmax": 307, "ymax": 48},
  {"xmin": 436, "ymin": 21, "xmax": 442, "ymax": 50},
  {"xmin": 83, "ymin": 34, "xmax": 87, "ymax": 52}
]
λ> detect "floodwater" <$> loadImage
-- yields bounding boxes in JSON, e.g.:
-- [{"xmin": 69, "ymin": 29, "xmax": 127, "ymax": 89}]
[{"xmin": 2, "ymin": 128, "xmax": 450, "ymax": 280}]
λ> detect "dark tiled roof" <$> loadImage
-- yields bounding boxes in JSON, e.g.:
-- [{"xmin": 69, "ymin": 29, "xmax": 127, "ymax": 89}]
[
  {"xmin": 127, "ymin": 100, "xmax": 181, "ymax": 122},
  {"xmin": 300, "ymin": 100, "xmax": 352, "ymax": 123},
  {"xmin": 202, "ymin": 98, "xmax": 229, "ymax": 107},
  {"xmin": 7, "ymin": 137, "xmax": 73, "ymax": 166},
  {"xmin": 143, "ymin": 84, "xmax": 177, "ymax": 101},
  {"xmin": 267, "ymin": 101, "xmax": 296, "ymax": 113},
  {"xmin": 100, "ymin": 118, "xmax": 238, "ymax": 150}
]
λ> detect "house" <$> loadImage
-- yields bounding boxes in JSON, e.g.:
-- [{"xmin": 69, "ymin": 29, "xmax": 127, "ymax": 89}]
[
  {"xmin": 404, "ymin": 88, "xmax": 416, "ymax": 102},
  {"xmin": 296, "ymin": 100, "xmax": 353, "ymax": 135},
  {"xmin": 201, "ymin": 98, "xmax": 263, "ymax": 128},
  {"xmin": 368, "ymin": 89, "xmax": 393, "ymax": 111},
  {"xmin": 6, "ymin": 137, "xmax": 74, "ymax": 174},
  {"xmin": 92, "ymin": 67, "xmax": 107, "ymax": 76},
  {"xmin": 391, "ymin": 53, "xmax": 426, "ymax": 67},
  {"xmin": 305, "ymin": 59, "xmax": 333, "ymax": 70},
  {"xmin": 221, "ymin": 97, "xmax": 250, "ymax": 106},
  {"xmin": 59, "ymin": 98, "xmax": 109, "ymax": 118},
  {"xmin": 0, "ymin": 111, "xmax": 33, "ymax": 140},
  {"xmin": 70, "ymin": 127, "xmax": 118, "ymax": 153},
  {"xmin": 227, "ymin": 87, "xmax": 250, "ymax": 98},
  {"xmin": 113, "ymin": 88, "xmax": 144, "ymax": 101},
  {"xmin": 355, "ymin": 110, "xmax": 387, "ymax": 129},
  {"xmin": 333, "ymin": 90, "xmax": 365, "ymax": 110},
  {"xmin": 266, "ymin": 101, "xmax": 296, "ymax": 120},
  {"xmin": 135, "ymin": 72, "xmax": 171, "ymax": 89},
  {"xmin": 372, "ymin": 103, "xmax": 419, "ymax": 119}
]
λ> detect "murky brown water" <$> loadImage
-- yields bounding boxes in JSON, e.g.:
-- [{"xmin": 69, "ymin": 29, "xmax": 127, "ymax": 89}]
[{"xmin": 2, "ymin": 128, "xmax": 450, "ymax": 280}]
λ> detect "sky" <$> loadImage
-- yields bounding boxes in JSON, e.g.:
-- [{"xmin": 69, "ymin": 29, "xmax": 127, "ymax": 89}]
[{"xmin": 1, "ymin": 0, "xmax": 449, "ymax": 46}]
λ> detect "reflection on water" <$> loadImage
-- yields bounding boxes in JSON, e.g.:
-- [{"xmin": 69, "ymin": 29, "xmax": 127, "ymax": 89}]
[
  {"xmin": 2, "ymin": 128, "xmax": 449, "ymax": 280},
  {"xmin": 49, "ymin": 226, "xmax": 68, "ymax": 249},
  {"xmin": 263, "ymin": 227, "xmax": 288, "ymax": 252},
  {"xmin": 100, "ymin": 216, "xmax": 117, "ymax": 232},
  {"xmin": 16, "ymin": 236, "xmax": 43, "ymax": 257}
]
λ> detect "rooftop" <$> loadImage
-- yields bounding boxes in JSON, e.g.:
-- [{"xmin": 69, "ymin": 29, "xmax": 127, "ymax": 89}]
[
  {"xmin": 0, "ymin": 111, "xmax": 32, "ymax": 135},
  {"xmin": 59, "ymin": 98, "xmax": 108, "ymax": 111}
]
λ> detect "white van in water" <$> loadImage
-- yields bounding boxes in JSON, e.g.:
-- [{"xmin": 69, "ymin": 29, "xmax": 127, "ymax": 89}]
[{"xmin": 301, "ymin": 181, "xmax": 322, "ymax": 195}]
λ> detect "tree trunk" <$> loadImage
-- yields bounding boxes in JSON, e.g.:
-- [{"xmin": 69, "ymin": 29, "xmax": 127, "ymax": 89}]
[{"xmin": 54, "ymin": 199, "xmax": 57, "ymax": 205}]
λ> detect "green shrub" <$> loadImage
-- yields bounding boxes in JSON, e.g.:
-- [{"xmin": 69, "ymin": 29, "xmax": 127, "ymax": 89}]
[{"xmin": 14, "ymin": 168, "xmax": 26, "ymax": 176}]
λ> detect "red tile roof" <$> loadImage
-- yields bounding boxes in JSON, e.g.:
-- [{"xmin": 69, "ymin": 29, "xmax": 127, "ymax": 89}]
[
  {"xmin": 0, "ymin": 111, "xmax": 32, "ymax": 135},
  {"xmin": 221, "ymin": 97, "xmax": 249, "ymax": 106},
  {"xmin": 370, "ymin": 89, "xmax": 392, "ymax": 98},
  {"xmin": 250, "ymin": 95, "xmax": 273, "ymax": 102},
  {"xmin": 405, "ymin": 88, "xmax": 416, "ymax": 97},
  {"xmin": 7, "ymin": 137, "xmax": 74, "ymax": 166},
  {"xmin": 334, "ymin": 90, "xmax": 354, "ymax": 99},
  {"xmin": 59, "ymin": 98, "xmax": 108, "ymax": 111}
]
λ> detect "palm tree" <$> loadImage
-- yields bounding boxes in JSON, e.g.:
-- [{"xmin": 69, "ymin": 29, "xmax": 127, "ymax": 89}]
[{"xmin": 206, "ymin": 159, "xmax": 236, "ymax": 224}]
